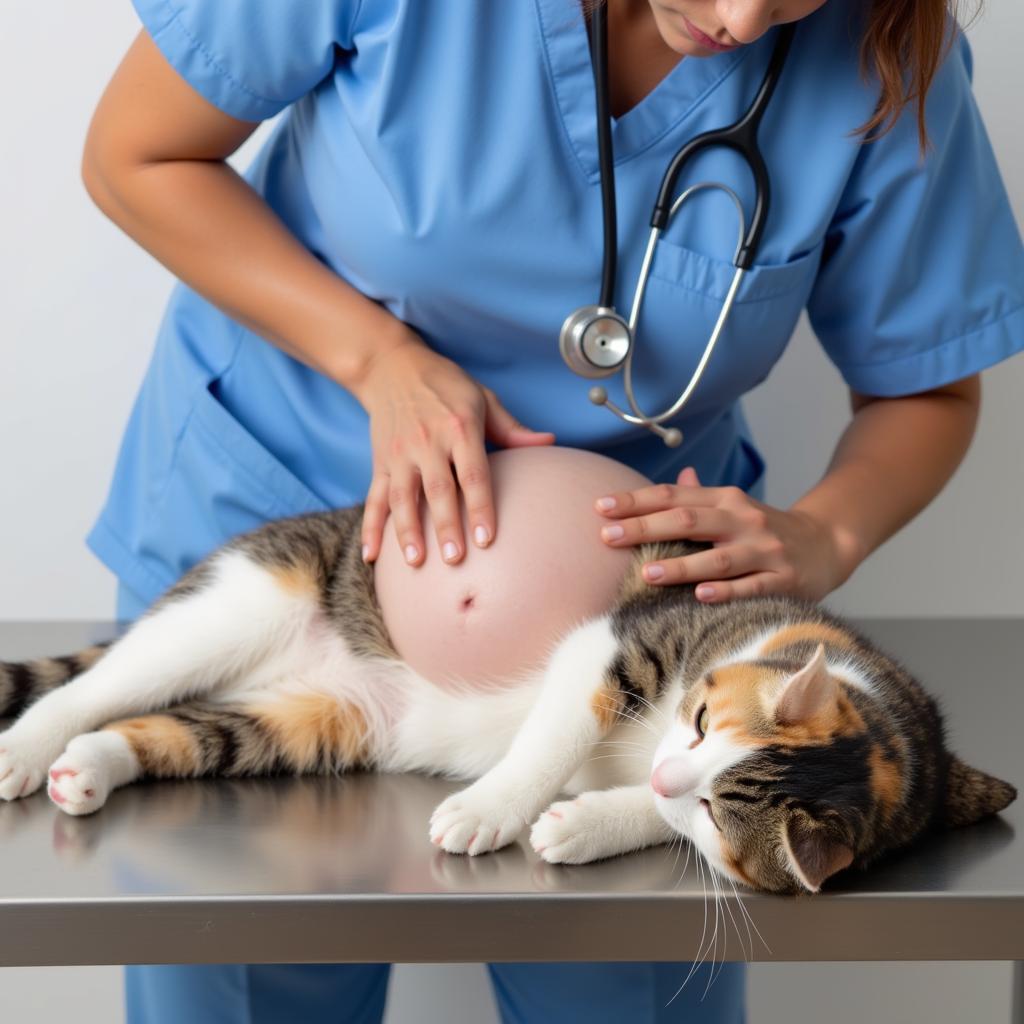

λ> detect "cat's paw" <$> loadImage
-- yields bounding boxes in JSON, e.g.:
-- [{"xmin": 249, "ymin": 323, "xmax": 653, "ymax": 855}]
[
  {"xmin": 45, "ymin": 732, "xmax": 137, "ymax": 816},
  {"xmin": 47, "ymin": 762, "xmax": 109, "ymax": 817},
  {"xmin": 0, "ymin": 734, "xmax": 51, "ymax": 801},
  {"xmin": 530, "ymin": 794, "xmax": 623, "ymax": 864},
  {"xmin": 429, "ymin": 781, "xmax": 533, "ymax": 856}
]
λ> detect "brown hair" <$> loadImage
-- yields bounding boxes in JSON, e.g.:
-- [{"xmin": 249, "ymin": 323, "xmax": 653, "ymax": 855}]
[
  {"xmin": 860, "ymin": 0, "xmax": 981, "ymax": 150},
  {"xmin": 585, "ymin": 1, "xmax": 982, "ymax": 152}
]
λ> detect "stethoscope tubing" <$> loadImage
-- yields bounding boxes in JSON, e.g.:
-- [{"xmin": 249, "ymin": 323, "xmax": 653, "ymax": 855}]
[{"xmin": 562, "ymin": 11, "xmax": 797, "ymax": 445}]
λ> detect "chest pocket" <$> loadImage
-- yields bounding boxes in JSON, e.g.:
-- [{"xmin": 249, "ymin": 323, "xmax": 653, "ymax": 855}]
[{"xmin": 627, "ymin": 236, "xmax": 825, "ymax": 419}]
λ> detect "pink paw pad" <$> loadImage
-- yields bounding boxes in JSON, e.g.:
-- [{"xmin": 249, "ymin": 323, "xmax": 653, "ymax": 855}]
[
  {"xmin": 49, "ymin": 768, "xmax": 77, "ymax": 781},
  {"xmin": 547, "ymin": 810, "xmax": 563, "ymax": 820},
  {"xmin": 48, "ymin": 783, "xmax": 67, "ymax": 805}
]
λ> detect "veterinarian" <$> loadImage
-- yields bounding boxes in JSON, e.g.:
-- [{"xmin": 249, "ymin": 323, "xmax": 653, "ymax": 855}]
[{"xmin": 81, "ymin": 0, "xmax": 1024, "ymax": 1021}]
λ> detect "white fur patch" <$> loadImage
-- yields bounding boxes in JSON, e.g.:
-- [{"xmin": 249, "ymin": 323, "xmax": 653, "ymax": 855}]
[{"xmin": 649, "ymin": 717, "xmax": 754, "ymax": 879}]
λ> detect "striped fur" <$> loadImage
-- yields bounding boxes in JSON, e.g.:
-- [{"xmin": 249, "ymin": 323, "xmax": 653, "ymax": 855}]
[{"xmin": 0, "ymin": 643, "xmax": 111, "ymax": 718}]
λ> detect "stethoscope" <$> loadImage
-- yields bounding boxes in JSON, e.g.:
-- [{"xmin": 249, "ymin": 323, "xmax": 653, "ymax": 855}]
[{"xmin": 559, "ymin": 9, "xmax": 797, "ymax": 447}]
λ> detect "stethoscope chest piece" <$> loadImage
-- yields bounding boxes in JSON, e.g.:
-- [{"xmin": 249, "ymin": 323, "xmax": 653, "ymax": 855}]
[{"xmin": 558, "ymin": 305, "xmax": 631, "ymax": 378}]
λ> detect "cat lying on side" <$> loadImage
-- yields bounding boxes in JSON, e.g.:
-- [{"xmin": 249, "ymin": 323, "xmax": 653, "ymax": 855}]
[{"xmin": 0, "ymin": 505, "xmax": 1015, "ymax": 892}]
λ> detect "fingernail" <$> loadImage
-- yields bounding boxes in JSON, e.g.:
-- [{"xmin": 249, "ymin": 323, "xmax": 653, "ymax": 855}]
[
  {"xmin": 696, "ymin": 584, "xmax": 715, "ymax": 600},
  {"xmin": 474, "ymin": 524, "xmax": 490, "ymax": 546},
  {"xmin": 443, "ymin": 541, "xmax": 458, "ymax": 562},
  {"xmin": 644, "ymin": 564, "xmax": 665, "ymax": 581},
  {"xmin": 361, "ymin": 544, "xmax": 369, "ymax": 562},
  {"xmin": 596, "ymin": 496, "xmax": 617, "ymax": 511},
  {"xmin": 602, "ymin": 525, "xmax": 624, "ymax": 541},
  {"xmin": 404, "ymin": 544, "xmax": 419, "ymax": 564}
]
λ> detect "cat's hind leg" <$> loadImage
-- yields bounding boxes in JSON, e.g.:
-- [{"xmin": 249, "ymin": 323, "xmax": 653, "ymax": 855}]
[
  {"xmin": 45, "ymin": 692, "xmax": 371, "ymax": 815},
  {"xmin": 0, "ymin": 550, "xmax": 316, "ymax": 802}
]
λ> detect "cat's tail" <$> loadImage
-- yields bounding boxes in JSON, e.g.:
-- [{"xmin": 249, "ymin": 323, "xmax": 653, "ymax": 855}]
[
  {"xmin": 0, "ymin": 643, "xmax": 112, "ymax": 720},
  {"xmin": 942, "ymin": 754, "xmax": 1018, "ymax": 827}
]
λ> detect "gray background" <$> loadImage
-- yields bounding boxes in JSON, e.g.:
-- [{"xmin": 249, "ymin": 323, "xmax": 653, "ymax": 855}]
[{"xmin": 1, "ymin": 1, "xmax": 1021, "ymax": 1021}]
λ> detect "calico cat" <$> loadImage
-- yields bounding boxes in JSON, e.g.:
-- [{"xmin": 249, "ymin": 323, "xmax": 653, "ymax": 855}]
[{"xmin": 0, "ymin": 505, "xmax": 1015, "ymax": 893}]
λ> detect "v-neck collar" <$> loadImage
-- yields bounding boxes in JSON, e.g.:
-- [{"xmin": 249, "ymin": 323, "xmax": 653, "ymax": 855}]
[{"xmin": 533, "ymin": 0, "xmax": 754, "ymax": 181}]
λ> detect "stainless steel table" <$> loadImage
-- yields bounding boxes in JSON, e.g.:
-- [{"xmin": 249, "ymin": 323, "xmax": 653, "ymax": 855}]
[{"xmin": 1, "ymin": 620, "xmax": 1021, "ymax": 1017}]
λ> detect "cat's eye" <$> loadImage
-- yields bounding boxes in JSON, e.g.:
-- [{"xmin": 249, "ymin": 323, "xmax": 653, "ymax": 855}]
[{"xmin": 695, "ymin": 703, "xmax": 709, "ymax": 738}]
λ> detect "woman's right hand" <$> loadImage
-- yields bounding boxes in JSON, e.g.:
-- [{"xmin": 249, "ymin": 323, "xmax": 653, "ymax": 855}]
[{"xmin": 351, "ymin": 332, "xmax": 556, "ymax": 568}]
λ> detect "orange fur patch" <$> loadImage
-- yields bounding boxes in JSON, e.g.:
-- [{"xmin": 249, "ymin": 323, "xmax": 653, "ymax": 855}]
[
  {"xmin": 591, "ymin": 686, "xmax": 626, "ymax": 732},
  {"xmin": 723, "ymin": 846, "xmax": 758, "ymax": 889},
  {"xmin": 774, "ymin": 693, "xmax": 866, "ymax": 745},
  {"xmin": 760, "ymin": 622, "xmax": 857, "ymax": 657},
  {"xmin": 107, "ymin": 715, "xmax": 201, "ymax": 777},
  {"xmin": 252, "ymin": 692, "xmax": 368, "ymax": 771},
  {"xmin": 869, "ymin": 743, "xmax": 903, "ymax": 820},
  {"xmin": 703, "ymin": 663, "xmax": 768, "ymax": 732},
  {"xmin": 703, "ymin": 661, "xmax": 865, "ymax": 746},
  {"xmin": 270, "ymin": 563, "xmax": 319, "ymax": 598}
]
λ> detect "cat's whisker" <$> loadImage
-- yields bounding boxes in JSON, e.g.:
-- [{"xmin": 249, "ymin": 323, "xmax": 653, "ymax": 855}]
[
  {"xmin": 701, "ymin": 864, "xmax": 724, "ymax": 1001},
  {"xmin": 582, "ymin": 752, "xmax": 648, "ymax": 765},
  {"xmin": 668, "ymin": 851, "xmax": 712, "ymax": 1004},
  {"xmin": 666, "ymin": 831, "xmax": 684, "ymax": 876},
  {"xmin": 726, "ymin": 875, "xmax": 755, "ymax": 962},
  {"xmin": 611, "ymin": 707, "xmax": 660, "ymax": 738},
  {"xmin": 720, "ymin": 872, "xmax": 753, "ymax": 966},
  {"xmin": 706, "ymin": 867, "xmax": 730, "ymax": 998},
  {"xmin": 626, "ymin": 690, "xmax": 669, "ymax": 725},
  {"xmin": 729, "ymin": 875, "xmax": 771, "ymax": 956}
]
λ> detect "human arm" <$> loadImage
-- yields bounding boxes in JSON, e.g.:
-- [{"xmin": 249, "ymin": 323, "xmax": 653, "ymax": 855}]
[
  {"xmin": 592, "ymin": 373, "xmax": 980, "ymax": 600},
  {"xmin": 81, "ymin": 28, "xmax": 553, "ymax": 567}
]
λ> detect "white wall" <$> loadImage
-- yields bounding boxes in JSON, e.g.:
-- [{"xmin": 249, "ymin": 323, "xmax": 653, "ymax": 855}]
[{"xmin": 1, "ymin": 2, "xmax": 1021, "ymax": 1023}]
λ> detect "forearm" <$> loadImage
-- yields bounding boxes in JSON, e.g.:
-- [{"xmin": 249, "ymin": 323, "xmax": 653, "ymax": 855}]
[
  {"xmin": 82, "ymin": 155, "xmax": 416, "ymax": 393},
  {"xmin": 790, "ymin": 376, "xmax": 981, "ymax": 584}
]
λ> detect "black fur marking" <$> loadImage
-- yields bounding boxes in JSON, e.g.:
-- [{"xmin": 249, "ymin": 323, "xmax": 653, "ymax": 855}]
[
  {"xmin": 718, "ymin": 790, "xmax": 762, "ymax": 804},
  {"xmin": 608, "ymin": 656, "xmax": 647, "ymax": 714},
  {"xmin": 5, "ymin": 664, "xmax": 34, "ymax": 719},
  {"xmin": 735, "ymin": 776, "xmax": 768, "ymax": 788},
  {"xmin": 758, "ymin": 735, "xmax": 874, "ymax": 819},
  {"xmin": 212, "ymin": 724, "xmax": 240, "ymax": 775},
  {"xmin": 639, "ymin": 640, "xmax": 666, "ymax": 685},
  {"xmin": 54, "ymin": 655, "xmax": 83, "ymax": 678}
]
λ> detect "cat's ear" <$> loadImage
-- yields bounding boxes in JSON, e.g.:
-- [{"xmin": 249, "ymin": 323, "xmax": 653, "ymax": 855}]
[
  {"xmin": 942, "ymin": 754, "xmax": 1017, "ymax": 827},
  {"xmin": 781, "ymin": 815, "xmax": 854, "ymax": 893},
  {"xmin": 771, "ymin": 643, "xmax": 839, "ymax": 726}
]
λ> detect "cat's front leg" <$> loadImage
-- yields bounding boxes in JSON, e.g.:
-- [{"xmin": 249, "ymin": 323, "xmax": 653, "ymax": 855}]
[
  {"xmin": 429, "ymin": 617, "xmax": 635, "ymax": 855},
  {"xmin": 529, "ymin": 785, "xmax": 674, "ymax": 864},
  {"xmin": 0, "ymin": 551, "xmax": 309, "ymax": 800}
]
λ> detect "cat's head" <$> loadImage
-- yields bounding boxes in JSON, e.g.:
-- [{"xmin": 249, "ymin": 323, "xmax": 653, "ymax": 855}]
[{"xmin": 650, "ymin": 643, "xmax": 1016, "ymax": 894}]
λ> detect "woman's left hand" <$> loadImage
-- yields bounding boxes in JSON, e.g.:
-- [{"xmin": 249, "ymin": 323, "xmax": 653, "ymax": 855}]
[{"xmin": 594, "ymin": 466, "xmax": 857, "ymax": 603}]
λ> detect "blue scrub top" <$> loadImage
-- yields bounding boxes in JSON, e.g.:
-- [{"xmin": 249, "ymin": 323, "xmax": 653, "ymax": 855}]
[{"xmin": 89, "ymin": 0, "xmax": 1024, "ymax": 604}]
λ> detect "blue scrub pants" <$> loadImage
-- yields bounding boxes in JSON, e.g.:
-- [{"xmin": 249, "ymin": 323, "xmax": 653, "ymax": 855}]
[{"xmin": 116, "ymin": 582, "xmax": 746, "ymax": 1023}]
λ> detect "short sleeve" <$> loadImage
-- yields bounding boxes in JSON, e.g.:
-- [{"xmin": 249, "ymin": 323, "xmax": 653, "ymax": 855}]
[
  {"xmin": 132, "ymin": 0, "xmax": 362, "ymax": 121},
  {"xmin": 806, "ymin": 31, "xmax": 1024, "ymax": 397}
]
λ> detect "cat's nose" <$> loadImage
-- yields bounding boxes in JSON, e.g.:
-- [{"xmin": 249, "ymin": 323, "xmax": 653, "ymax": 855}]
[{"xmin": 650, "ymin": 757, "xmax": 697, "ymax": 798}]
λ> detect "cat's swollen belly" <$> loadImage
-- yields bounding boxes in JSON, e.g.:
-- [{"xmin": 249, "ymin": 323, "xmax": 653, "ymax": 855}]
[
  {"xmin": 372, "ymin": 446, "xmax": 651, "ymax": 686},
  {"xmin": 0, "ymin": 446, "xmax": 673, "ymax": 863}
]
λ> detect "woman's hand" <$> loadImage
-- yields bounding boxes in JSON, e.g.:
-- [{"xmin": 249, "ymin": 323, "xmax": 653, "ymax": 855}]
[
  {"xmin": 353, "ymin": 333, "xmax": 556, "ymax": 567},
  {"xmin": 594, "ymin": 466, "xmax": 860, "ymax": 602}
]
